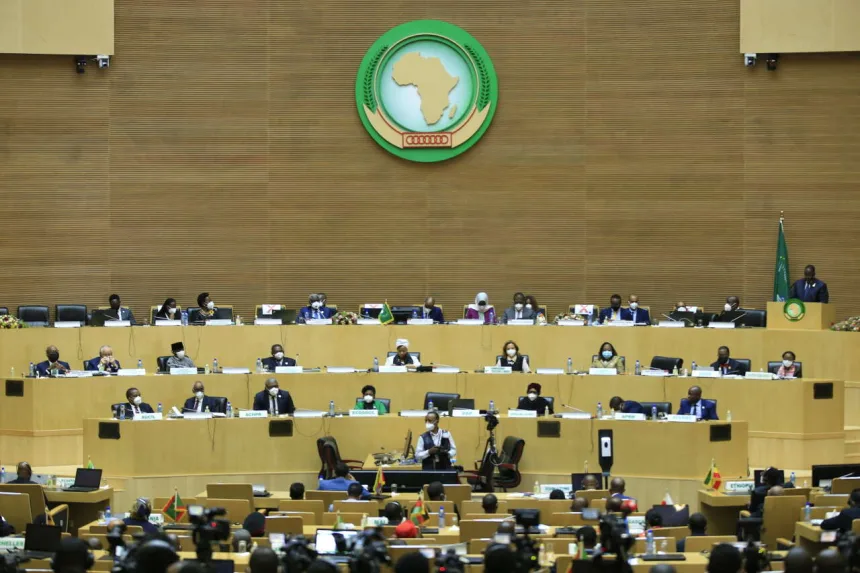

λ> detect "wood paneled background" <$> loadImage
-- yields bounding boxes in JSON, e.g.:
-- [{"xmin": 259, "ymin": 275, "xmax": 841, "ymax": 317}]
[{"xmin": 1, "ymin": 0, "xmax": 858, "ymax": 321}]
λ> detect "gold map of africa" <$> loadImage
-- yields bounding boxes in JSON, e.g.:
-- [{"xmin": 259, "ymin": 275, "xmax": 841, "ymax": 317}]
[{"xmin": 391, "ymin": 52, "xmax": 459, "ymax": 126}]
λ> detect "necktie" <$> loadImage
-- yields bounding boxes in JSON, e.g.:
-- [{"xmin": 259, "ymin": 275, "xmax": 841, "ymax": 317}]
[
  {"xmin": 134, "ymin": 405, "xmax": 140, "ymax": 415},
  {"xmin": 270, "ymin": 397, "xmax": 274, "ymax": 415},
  {"xmin": 424, "ymin": 309, "xmax": 428, "ymax": 319}
]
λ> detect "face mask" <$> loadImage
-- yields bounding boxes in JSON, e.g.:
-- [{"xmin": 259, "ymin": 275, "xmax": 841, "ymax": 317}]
[
  {"xmin": 268, "ymin": 387, "xmax": 279, "ymax": 397},
  {"xmin": 677, "ymin": 307, "xmax": 687, "ymax": 312},
  {"xmin": 312, "ymin": 301, "xmax": 321, "ymax": 309},
  {"xmin": 514, "ymin": 303, "xmax": 524, "ymax": 311},
  {"xmin": 782, "ymin": 359, "xmax": 793, "ymax": 368},
  {"xmin": 506, "ymin": 348, "xmax": 517, "ymax": 357},
  {"xmin": 133, "ymin": 396, "xmax": 142, "ymax": 405},
  {"xmin": 47, "ymin": 353, "xmax": 60, "ymax": 362},
  {"xmin": 274, "ymin": 352, "xmax": 284, "ymax": 360},
  {"xmin": 425, "ymin": 423, "xmax": 435, "ymax": 431},
  {"xmin": 364, "ymin": 395, "xmax": 374, "ymax": 403},
  {"xmin": 525, "ymin": 304, "xmax": 533, "ymax": 309},
  {"xmin": 176, "ymin": 351, "xmax": 186, "ymax": 359},
  {"xmin": 206, "ymin": 301, "xmax": 215, "ymax": 310},
  {"xmin": 602, "ymin": 350, "xmax": 613, "ymax": 359},
  {"xmin": 168, "ymin": 307, "xmax": 176, "ymax": 315},
  {"xmin": 724, "ymin": 303, "xmax": 732, "ymax": 312},
  {"xmin": 195, "ymin": 391, "xmax": 204, "ymax": 399},
  {"xmin": 629, "ymin": 302, "xmax": 639, "ymax": 310},
  {"xmin": 527, "ymin": 392, "xmax": 537, "ymax": 401}
]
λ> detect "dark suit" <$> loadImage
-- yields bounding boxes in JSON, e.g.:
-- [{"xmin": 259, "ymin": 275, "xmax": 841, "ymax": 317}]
[
  {"xmin": 820, "ymin": 506, "xmax": 860, "ymax": 532},
  {"xmin": 125, "ymin": 402, "xmax": 154, "ymax": 415},
  {"xmin": 183, "ymin": 396, "xmax": 221, "ymax": 413},
  {"xmin": 123, "ymin": 517, "xmax": 159, "ymax": 535},
  {"xmin": 517, "ymin": 396, "xmax": 553, "ymax": 416},
  {"xmin": 7, "ymin": 477, "xmax": 38, "ymax": 485},
  {"xmin": 709, "ymin": 358, "xmax": 748, "ymax": 376},
  {"xmin": 420, "ymin": 306, "xmax": 444, "ymax": 323},
  {"xmin": 261, "ymin": 356, "xmax": 297, "ymax": 371},
  {"xmin": 502, "ymin": 306, "xmax": 537, "ymax": 323},
  {"xmin": 598, "ymin": 307, "xmax": 624, "ymax": 323},
  {"xmin": 789, "ymin": 279, "xmax": 829, "ymax": 303},
  {"xmin": 34, "ymin": 360, "xmax": 70, "ymax": 377},
  {"xmin": 677, "ymin": 398, "xmax": 718, "ymax": 420},
  {"xmin": 84, "ymin": 357, "xmax": 121, "ymax": 372},
  {"xmin": 622, "ymin": 307, "xmax": 651, "ymax": 325},
  {"xmin": 106, "ymin": 307, "xmax": 137, "ymax": 325},
  {"xmin": 300, "ymin": 306, "xmax": 333, "ymax": 321},
  {"xmin": 749, "ymin": 482, "xmax": 795, "ymax": 517},
  {"xmin": 620, "ymin": 401, "xmax": 645, "ymax": 414},
  {"xmin": 253, "ymin": 390, "xmax": 295, "ymax": 415}
]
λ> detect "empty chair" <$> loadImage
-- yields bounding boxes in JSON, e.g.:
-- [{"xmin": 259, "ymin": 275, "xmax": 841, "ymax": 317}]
[
  {"xmin": 683, "ymin": 536, "xmax": 739, "ymax": 553},
  {"xmin": 423, "ymin": 392, "xmax": 460, "ymax": 411},
  {"xmin": 17, "ymin": 305, "xmax": 49, "ymax": 326},
  {"xmin": 277, "ymin": 500, "xmax": 324, "ymax": 525},
  {"xmin": 496, "ymin": 436, "xmax": 525, "ymax": 491},
  {"xmin": 264, "ymin": 515, "xmax": 302, "ymax": 535},
  {"xmin": 640, "ymin": 402, "xmax": 672, "ymax": 418},
  {"xmin": 651, "ymin": 356, "xmax": 684, "ymax": 372},
  {"xmin": 207, "ymin": 484, "xmax": 254, "ymax": 511},
  {"xmin": 203, "ymin": 498, "xmax": 250, "ymax": 522},
  {"xmin": 316, "ymin": 437, "xmax": 363, "ymax": 479},
  {"xmin": 0, "ymin": 307, "xmax": 8, "ymax": 316},
  {"xmin": 306, "ymin": 490, "xmax": 348, "ymax": 508},
  {"xmin": 56, "ymin": 304, "xmax": 88, "ymax": 324}
]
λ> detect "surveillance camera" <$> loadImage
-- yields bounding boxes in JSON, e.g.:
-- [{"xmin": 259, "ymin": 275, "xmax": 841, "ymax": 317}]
[
  {"xmin": 75, "ymin": 56, "xmax": 87, "ymax": 74},
  {"xmin": 96, "ymin": 55, "xmax": 110, "ymax": 69},
  {"xmin": 744, "ymin": 53, "xmax": 757, "ymax": 67},
  {"xmin": 765, "ymin": 53, "xmax": 779, "ymax": 72}
]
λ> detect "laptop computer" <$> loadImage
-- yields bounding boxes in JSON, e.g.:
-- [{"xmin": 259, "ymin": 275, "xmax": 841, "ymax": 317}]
[
  {"xmin": 314, "ymin": 528, "xmax": 358, "ymax": 563},
  {"xmin": 20, "ymin": 524, "xmax": 62, "ymax": 559},
  {"xmin": 63, "ymin": 468, "xmax": 102, "ymax": 492}
]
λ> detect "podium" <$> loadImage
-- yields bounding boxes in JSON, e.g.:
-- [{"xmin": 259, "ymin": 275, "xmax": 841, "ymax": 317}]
[{"xmin": 767, "ymin": 301, "xmax": 835, "ymax": 330}]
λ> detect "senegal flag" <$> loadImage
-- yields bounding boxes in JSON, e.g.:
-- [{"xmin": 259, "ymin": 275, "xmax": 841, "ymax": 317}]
[
  {"xmin": 373, "ymin": 466, "xmax": 386, "ymax": 495},
  {"xmin": 162, "ymin": 490, "xmax": 187, "ymax": 522},
  {"xmin": 704, "ymin": 460, "xmax": 722, "ymax": 491},
  {"xmin": 378, "ymin": 302, "xmax": 394, "ymax": 325},
  {"xmin": 410, "ymin": 492, "xmax": 430, "ymax": 526}
]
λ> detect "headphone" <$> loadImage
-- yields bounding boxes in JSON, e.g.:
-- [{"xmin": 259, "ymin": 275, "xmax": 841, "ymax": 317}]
[
  {"xmin": 50, "ymin": 538, "xmax": 95, "ymax": 572},
  {"xmin": 132, "ymin": 497, "xmax": 152, "ymax": 520}
]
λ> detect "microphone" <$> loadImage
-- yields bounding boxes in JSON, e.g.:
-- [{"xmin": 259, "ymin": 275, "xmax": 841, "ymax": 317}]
[
  {"xmin": 562, "ymin": 404, "xmax": 588, "ymax": 413},
  {"xmin": 294, "ymin": 353, "xmax": 300, "ymax": 367},
  {"xmin": 730, "ymin": 312, "xmax": 747, "ymax": 323},
  {"xmin": 661, "ymin": 313, "xmax": 692, "ymax": 325},
  {"xmin": 430, "ymin": 363, "xmax": 459, "ymax": 370}
]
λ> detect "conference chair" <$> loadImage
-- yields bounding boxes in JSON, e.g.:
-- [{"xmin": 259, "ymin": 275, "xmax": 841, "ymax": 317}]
[
  {"xmin": 0, "ymin": 307, "xmax": 7, "ymax": 316},
  {"xmin": 55, "ymin": 304, "xmax": 87, "ymax": 324},
  {"xmin": 203, "ymin": 396, "xmax": 228, "ymax": 414},
  {"xmin": 386, "ymin": 351, "xmax": 422, "ymax": 363},
  {"xmin": 277, "ymin": 500, "xmax": 324, "ymax": 525},
  {"xmin": 306, "ymin": 490, "xmax": 347, "ymax": 508},
  {"xmin": 206, "ymin": 484, "xmax": 254, "ymax": 512},
  {"xmin": 459, "ymin": 520, "xmax": 504, "ymax": 543},
  {"xmin": 419, "ymin": 484, "xmax": 472, "ymax": 514},
  {"xmin": 572, "ymin": 490, "xmax": 610, "ymax": 505},
  {"xmin": 464, "ymin": 442, "xmax": 498, "ymax": 492},
  {"xmin": 0, "ymin": 484, "xmax": 69, "ymax": 532},
  {"xmin": 150, "ymin": 305, "xmax": 183, "ymax": 323},
  {"xmin": 17, "ymin": 305, "xmax": 50, "ymax": 326},
  {"xmin": 495, "ymin": 355, "xmax": 532, "ymax": 367},
  {"xmin": 496, "ymin": 436, "xmax": 525, "ymax": 491},
  {"xmin": 767, "ymin": 361, "xmax": 803, "ymax": 378},
  {"xmin": 354, "ymin": 397, "xmax": 391, "ymax": 412},
  {"xmin": 204, "ymin": 498, "xmax": 250, "ymax": 522},
  {"xmin": 516, "ymin": 396, "xmax": 554, "ymax": 413},
  {"xmin": 188, "ymin": 306, "xmax": 234, "ymax": 323},
  {"xmin": 333, "ymin": 500, "xmax": 378, "ymax": 515},
  {"xmin": 316, "ymin": 437, "xmax": 363, "ymax": 479},
  {"xmin": 264, "ymin": 516, "xmax": 302, "ymax": 535},
  {"xmin": 423, "ymin": 392, "xmax": 460, "ymax": 411},
  {"xmin": 650, "ymin": 356, "xmax": 684, "ymax": 372},
  {"xmin": 640, "ymin": 402, "xmax": 672, "ymax": 418},
  {"xmin": 156, "ymin": 356, "xmax": 170, "ymax": 373},
  {"xmin": 0, "ymin": 492, "xmax": 35, "ymax": 532},
  {"xmin": 740, "ymin": 309, "xmax": 767, "ymax": 328},
  {"xmin": 734, "ymin": 359, "xmax": 752, "ymax": 373},
  {"xmin": 269, "ymin": 511, "xmax": 315, "ymax": 527},
  {"xmin": 760, "ymin": 495, "xmax": 807, "ymax": 548}
]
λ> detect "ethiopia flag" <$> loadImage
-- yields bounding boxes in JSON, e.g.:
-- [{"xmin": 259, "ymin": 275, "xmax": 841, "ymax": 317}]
[
  {"xmin": 704, "ymin": 461, "xmax": 722, "ymax": 491},
  {"xmin": 373, "ymin": 466, "xmax": 386, "ymax": 495},
  {"xmin": 378, "ymin": 302, "xmax": 394, "ymax": 325},
  {"xmin": 162, "ymin": 491, "xmax": 187, "ymax": 522},
  {"xmin": 410, "ymin": 492, "xmax": 430, "ymax": 526}
]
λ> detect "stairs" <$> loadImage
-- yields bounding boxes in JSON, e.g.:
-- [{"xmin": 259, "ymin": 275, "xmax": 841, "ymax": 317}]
[{"xmin": 845, "ymin": 426, "xmax": 860, "ymax": 462}]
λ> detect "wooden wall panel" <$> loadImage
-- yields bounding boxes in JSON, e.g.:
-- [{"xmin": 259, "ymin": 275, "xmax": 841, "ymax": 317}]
[{"xmin": 0, "ymin": 0, "xmax": 857, "ymax": 321}]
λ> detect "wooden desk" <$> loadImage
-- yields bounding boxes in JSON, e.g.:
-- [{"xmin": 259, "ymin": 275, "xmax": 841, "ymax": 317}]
[
  {"xmin": 362, "ymin": 454, "xmax": 423, "ymax": 471},
  {"xmin": 43, "ymin": 487, "xmax": 113, "ymax": 534},
  {"xmin": 794, "ymin": 521, "xmax": 837, "ymax": 553},
  {"xmin": 697, "ymin": 489, "xmax": 750, "ymax": 535}
]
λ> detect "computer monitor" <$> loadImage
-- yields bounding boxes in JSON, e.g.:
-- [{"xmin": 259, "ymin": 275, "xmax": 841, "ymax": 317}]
[
  {"xmin": 24, "ymin": 524, "xmax": 62, "ymax": 552},
  {"xmin": 314, "ymin": 529, "xmax": 359, "ymax": 555},
  {"xmin": 812, "ymin": 464, "xmax": 860, "ymax": 487},
  {"xmin": 667, "ymin": 311, "xmax": 697, "ymax": 326},
  {"xmin": 73, "ymin": 468, "xmax": 103, "ymax": 489},
  {"xmin": 392, "ymin": 306, "xmax": 421, "ymax": 324},
  {"xmin": 449, "ymin": 399, "xmax": 475, "ymax": 415},
  {"xmin": 403, "ymin": 429, "xmax": 414, "ymax": 458}
]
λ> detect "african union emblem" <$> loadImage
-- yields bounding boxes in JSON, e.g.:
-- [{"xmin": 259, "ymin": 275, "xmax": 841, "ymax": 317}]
[{"xmin": 356, "ymin": 20, "xmax": 498, "ymax": 162}]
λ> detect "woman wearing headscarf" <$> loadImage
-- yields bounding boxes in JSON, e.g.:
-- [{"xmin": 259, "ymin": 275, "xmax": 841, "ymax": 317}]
[
  {"xmin": 384, "ymin": 339, "xmax": 421, "ymax": 370},
  {"xmin": 517, "ymin": 382, "xmax": 553, "ymax": 415},
  {"xmin": 465, "ymin": 292, "xmax": 496, "ymax": 324}
]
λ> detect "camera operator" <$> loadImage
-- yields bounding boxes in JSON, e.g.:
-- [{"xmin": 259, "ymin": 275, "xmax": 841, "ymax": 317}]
[
  {"xmin": 51, "ymin": 537, "xmax": 93, "ymax": 573},
  {"xmin": 707, "ymin": 544, "xmax": 742, "ymax": 573},
  {"xmin": 395, "ymin": 553, "xmax": 429, "ymax": 573},
  {"xmin": 416, "ymin": 411, "xmax": 456, "ymax": 470},
  {"xmin": 249, "ymin": 548, "xmax": 281, "ymax": 573}
]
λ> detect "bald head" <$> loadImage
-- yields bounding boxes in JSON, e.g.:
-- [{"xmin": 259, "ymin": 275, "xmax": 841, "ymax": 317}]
[
  {"xmin": 581, "ymin": 475, "xmax": 599, "ymax": 490},
  {"xmin": 605, "ymin": 497, "xmax": 623, "ymax": 513},
  {"xmin": 784, "ymin": 547, "xmax": 813, "ymax": 573},
  {"xmin": 571, "ymin": 497, "xmax": 589, "ymax": 512},
  {"xmin": 815, "ymin": 549, "xmax": 845, "ymax": 573},
  {"xmin": 767, "ymin": 485, "xmax": 785, "ymax": 497},
  {"xmin": 609, "ymin": 477, "xmax": 626, "ymax": 494}
]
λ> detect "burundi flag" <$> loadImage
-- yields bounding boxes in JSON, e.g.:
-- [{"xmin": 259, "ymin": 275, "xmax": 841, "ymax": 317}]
[
  {"xmin": 410, "ymin": 492, "xmax": 430, "ymax": 526},
  {"xmin": 773, "ymin": 216, "xmax": 791, "ymax": 302},
  {"xmin": 378, "ymin": 301, "xmax": 394, "ymax": 325},
  {"xmin": 162, "ymin": 490, "xmax": 187, "ymax": 522},
  {"xmin": 373, "ymin": 466, "xmax": 386, "ymax": 495}
]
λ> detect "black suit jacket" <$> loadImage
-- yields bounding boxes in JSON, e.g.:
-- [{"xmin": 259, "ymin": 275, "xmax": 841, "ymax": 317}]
[
  {"xmin": 710, "ymin": 358, "xmax": 748, "ymax": 376},
  {"xmin": 821, "ymin": 506, "xmax": 860, "ymax": 532},
  {"xmin": 253, "ymin": 390, "xmax": 295, "ymax": 415},
  {"xmin": 183, "ymin": 396, "xmax": 221, "ymax": 413},
  {"xmin": 125, "ymin": 402, "xmax": 154, "ymax": 415},
  {"xmin": 749, "ymin": 482, "xmax": 796, "ymax": 517},
  {"xmin": 261, "ymin": 356, "xmax": 297, "ymax": 371}
]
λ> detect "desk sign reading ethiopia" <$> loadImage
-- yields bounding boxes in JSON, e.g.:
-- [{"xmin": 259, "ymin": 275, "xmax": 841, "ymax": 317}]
[{"xmin": 356, "ymin": 20, "xmax": 498, "ymax": 162}]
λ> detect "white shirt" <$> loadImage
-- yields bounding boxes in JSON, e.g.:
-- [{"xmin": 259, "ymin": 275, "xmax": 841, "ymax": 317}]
[
  {"xmin": 384, "ymin": 354, "xmax": 422, "ymax": 367},
  {"xmin": 269, "ymin": 396, "xmax": 279, "ymax": 415},
  {"xmin": 415, "ymin": 429, "xmax": 457, "ymax": 461}
]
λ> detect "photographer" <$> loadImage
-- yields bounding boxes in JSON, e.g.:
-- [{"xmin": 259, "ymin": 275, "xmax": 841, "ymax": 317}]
[{"xmin": 415, "ymin": 411, "xmax": 456, "ymax": 470}]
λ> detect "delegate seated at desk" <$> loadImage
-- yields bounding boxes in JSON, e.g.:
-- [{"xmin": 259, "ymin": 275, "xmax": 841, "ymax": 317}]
[
  {"xmin": 155, "ymin": 298, "xmax": 178, "ymax": 321},
  {"xmin": 123, "ymin": 499, "xmax": 159, "ymax": 535},
  {"xmin": 608, "ymin": 396, "xmax": 643, "ymax": 414},
  {"xmin": 252, "ymin": 378, "xmax": 295, "ymax": 416},
  {"xmin": 107, "ymin": 293, "xmax": 137, "ymax": 324},
  {"xmin": 710, "ymin": 346, "xmax": 748, "ymax": 376},
  {"xmin": 598, "ymin": 294, "xmax": 624, "ymax": 324},
  {"xmin": 420, "ymin": 296, "xmax": 444, "ymax": 323},
  {"xmin": 385, "ymin": 339, "xmax": 420, "ymax": 369},
  {"xmin": 820, "ymin": 488, "xmax": 860, "ymax": 532},
  {"xmin": 591, "ymin": 342, "xmax": 624, "ymax": 374},
  {"xmin": 35, "ymin": 345, "xmax": 70, "ymax": 377},
  {"xmin": 84, "ymin": 345, "xmax": 121, "ymax": 373},
  {"xmin": 319, "ymin": 462, "xmax": 371, "ymax": 500},
  {"xmin": 261, "ymin": 344, "xmax": 296, "ymax": 371},
  {"xmin": 194, "ymin": 292, "xmax": 218, "ymax": 322},
  {"xmin": 166, "ymin": 342, "xmax": 195, "ymax": 369},
  {"xmin": 416, "ymin": 411, "xmax": 457, "ymax": 470},
  {"xmin": 496, "ymin": 340, "xmax": 531, "ymax": 373},
  {"xmin": 502, "ymin": 292, "xmax": 536, "ymax": 324},
  {"xmin": 749, "ymin": 467, "xmax": 795, "ymax": 517},
  {"xmin": 777, "ymin": 351, "xmax": 801, "ymax": 379},
  {"xmin": 516, "ymin": 382, "xmax": 553, "ymax": 415},
  {"xmin": 355, "ymin": 384, "xmax": 387, "ymax": 414},
  {"xmin": 678, "ymin": 386, "xmax": 718, "ymax": 420},
  {"xmin": 123, "ymin": 387, "xmax": 154, "ymax": 416},
  {"xmin": 7, "ymin": 462, "xmax": 37, "ymax": 485},
  {"xmin": 622, "ymin": 295, "xmax": 651, "ymax": 325},
  {"xmin": 465, "ymin": 292, "xmax": 495, "ymax": 324},
  {"xmin": 183, "ymin": 381, "xmax": 219, "ymax": 413}
]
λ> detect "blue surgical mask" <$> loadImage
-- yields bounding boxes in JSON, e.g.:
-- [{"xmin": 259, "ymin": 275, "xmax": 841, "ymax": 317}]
[{"xmin": 602, "ymin": 350, "xmax": 612, "ymax": 359}]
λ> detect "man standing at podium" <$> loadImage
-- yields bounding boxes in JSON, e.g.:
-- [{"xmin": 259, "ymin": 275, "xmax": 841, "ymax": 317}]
[
  {"xmin": 416, "ymin": 411, "xmax": 457, "ymax": 470},
  {"xmin": 789, "ymin": 265, "xmax": 829, "ymax": 303}
]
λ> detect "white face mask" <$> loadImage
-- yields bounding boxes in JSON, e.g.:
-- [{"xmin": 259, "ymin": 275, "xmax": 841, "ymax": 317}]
[
  {"xmin": 206, "ymin": 301, "xmax": 215, "ymax": 310},
  {"xmin": 311, "ymin": 301, "xmax": 321, "ymax": 309},
  {"xmin": 782, "ymin": 359, "xmax": 793, "ymax": 368},
  {"xmin": 629, "ymin": 302, "xmax": 639, "ymax": 310},
  {"xmin": 132, "ymin": 396, "xmax": 142, "ymax": 405},
  {"xmin": 195, "ymin": 391, "xmax": 204, "ymax": 399},
  {"xmin": 168, "ymin": 307, "xmax": 176, "ymax": 315},
  {"xmin": 677, "ymin": 307, "xmax": 687, "ymax": 312},
  {"xmin": 176, "ymin": 351, "xmax": 186, "ymax": 359},
  {"xmin": 525, "ymin": 304, "xmax": 533, "ymax": 309},
  {"xmin": 514, "ymin": 303, "xmax": 524, "ymax": 311},
  {"xmin": 425, "ymin": 423, "xmax": 436, "ymax": 432},
  {"xmin": 364, "ymin": 395, "xmax": 374, "ymax": 403},
  {"xmin": 274, "ymin": 352, "xmax": 285, "ymax": 360},
  {"xmin": 602, "ymin": 350, "xmax": 613, "ymax": 359},
  {"xmin": 724, "ymin": 303, "xmax": 733, "ymax": 312},
  {"xmin": 527, "ymin": 392, "xmax": 537, "ymax": 401},
  {"xmin": 506, "ymin": 348, "xmax": 517, "ymax": 357},
  {"xmin": 268, "ymin": 387, "xmax": 279, "ymax": 397}
]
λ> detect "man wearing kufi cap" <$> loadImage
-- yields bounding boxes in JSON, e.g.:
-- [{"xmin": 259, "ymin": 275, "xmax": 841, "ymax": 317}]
[{"xmin": 166, "ymin": 341, "xmax": 195, "ymax": 369}]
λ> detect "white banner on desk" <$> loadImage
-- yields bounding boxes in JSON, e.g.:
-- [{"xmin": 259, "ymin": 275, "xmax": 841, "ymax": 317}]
[
  {"xmin": 239, "ymin": 410, "xmax": 267, "ymax": 419},
  {"xmin": 183, "ymin": 412, "xmax": 214, "ymax": 420},
  {"xmin": 400, "ymin": 410, "xmax": 430, "ymax": 417},
  {"xmin": 692, "ymin": 370, "xmax": 721, "ymax": 378},
  {"xmin": 407, "ymin": 318, "xmax": 433, "ymax": 325},
  {"xmin": 589, "ymin": 368, "xmax": 616, "ymax": 376},
  {"xmin": 54, "ymin": 321, "xmax": 81, "ymax": 328},
  {"xmin": 104, "ymin": 320, "xmax": 131, "ymax": 328},
  {"xmin": 155, "ymin": 320, "xmax": 181, "ymax": 327},
  {"xmin": 557, "ymin": 320, "xmax": 584, "ymax": 327},
  {"xmin": 306, "ymin": 319, "xmax": 332, "ymax": 325},
  {"xmin": 614, "ymin": 412, "xmax": 646, "ymax": 421},
  {"xmin": 557, "ymin": 412, "xmax": 591, "ymax": 420},
  {"xmin": 170, "ymin": 367, "xmax": 197, "ymax": 375},
  {"xmin": 349, "ymin": 409, "xmax": 379, "ymax": 417},
  {"xmin": 357, "ymin": 319, "xmax": 381, "ymax": 325},
  {"xmin": 275, "ymin": 366, "xmax": 304, "ymax": 374},
  {"xmin": 65, "ymin": 371, "xmax": 93, "ymax": 378},
  {"xmin": 293, "ymin": 410, "xmax": 327, "ymax": 418},
  {"xmin": 432, "ymin": 367, "xmax": 459, "ymax": 374},
  {"xmin": 379, "ymin": 365, "xmax": 407, "ymax": 373},
  {"xmin": 206, "ymin": 319, "xmax": 233, "ymax": 326},
  {"xmin": 745, "ymin": 371, "xmax": 776, "ymax": 380},
  {"xmin": 456, "ymin": 319, "xmax": 484, "ymax": 326},
  {"xmin": 708, "ymin": 322, "xmax": 735, "ymax": 329},
  {"xmin": 664, "ymin": 414, "xmax": 696, "ymax": 423},
  {"xmin": 0, "ymin": 538, "xmax": 25, "ymax": 550},
  {"xmin": 657, "ymin": 321, "xmax": 685, "ymax": 328},
  {"xmin": 605, "ymin": 321, "xmax": 635, "ymax": 327},
  {"xmin": 508, "ymin": 409, "xmax": 537, "ymax": 418},
  {"xmin": 641, "ymin": 370, "xmax": 666, "ymax": 377},
  {"xmin": 221, "ymin": 367, "xmax": 250, "ymax": 374},
  {"xmin": 484, "ymin": 366, "xmax": 512, "ymax": 374},
  {"xmin": 133, "ymin": 413, "xmax": 163, "ymax": 421},
  {"xmin": 118, "ymin": 369, "xmax": 146, "ymax": 376},
  {"xmin": 507, "ymin": 319, "xmax": 534, "ymax": 326},
  {"xmin": 536, "ymin": 368, "xmax": 565, "ymax": 375},
  {"xmin": 724, "ymin": 480, "xmax": 755, "ymax": 493},
  {"xmin": 254, "ymin": 318, "xmax": 282, "ymax": 326},
  {"xmin": 326, "ymin": 367, "xmax": 356, "ymax": 374},
  {"xmin": 451, "ymin": 409, "xmax": 481, "ymax": 418}
]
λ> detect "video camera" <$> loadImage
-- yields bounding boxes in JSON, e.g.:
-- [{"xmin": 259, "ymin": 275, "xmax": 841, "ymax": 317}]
[
  {"xmin": 277, "ymin": 535, "xmax": 317, "ymax": 573},
  {"xmin": 331, "ymin": 527, "xmax": 391, "ymax": 573},
  {"xmin": 579, "ymin": 508, "xmax": 634, "ymax": 573},
  {"xmin": 485, "ymin": 412, "xmax": 499, "ymax": 432},
  {"xmin": 483, "ymin": 510, "xmax": 541, "ymax": 572},
  {"xmin": 0, "ymin": 554, "xmax": 22, "ymax": 573},
  {"xmin": 187, "ymin": 505, "xmax": 231, "ymax": 563}
]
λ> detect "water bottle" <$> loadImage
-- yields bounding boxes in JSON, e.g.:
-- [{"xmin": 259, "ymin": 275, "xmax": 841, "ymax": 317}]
[
  {"xmin": 29, "ymin": 362, "xmax": 35, "ymax": 377},
  {"xmin": 213, "ymin": 358, "xmax": 219, "ymax": 373},
  {"xmin": 790, "ymin": 471, "xmax": 796, "ymax": 485},
  {"xmin": 105, "ymin": 506, "xmax": 112, "ymax": 521},
  {"xmin": 373, "ymin": 357, "xmax": 379, "ymax": 372},
  {"xmin": 256, "ymin": 358, "xmax": 263, "ymax": 374},
  {"xmin": 438, "ymin": 506, "xmax": 446, "ymax": 528},
  {"xmin": 646, "ymin": 529, "xmax": 655, "ymax": 555},
  {"xmin": 329, "ymin": 400, "xmax": 335, "ymax": 417},
  {"xmin": 412, "ymin": 308, "xmax": 418, "ymax": 319},
  {"xmin": 597, "ymin": 402, "xmax": 603, "ymax": 419},
  {"xmin": 635, "ymin": 360, "xmax": 641, "ymax": 375},
  {"xmin": 533, "ymin": 480, "xmax": 541, "ymax": 494},
  {"xmin": 692, "ymin": 361, "xmax": 698, "ymax": 371},
  {"xmin": 651, "ymin": 406, "xmax": 657, "ymax": 420},
  {"xmin": 328, "ymin": 503, "xmax": 335, "ymax": 512},
  {"xmin": 181, "ymin": 310, "xmax": 188, "ymax": 326},
  {"xmin": 804, "ymin": 503, "xmax": 812, "ymax": 522},
  {"xmin": 137, "ymin": 359, "xmax": 143, "ymax": 369},
  {"xmin": 567, "ymin": 357, "xmax": 573, "ymax": 374},
  {"xmin": 226, "ymin": 401, "xmax": 233, "ymax": 418},
  {"xmin": 727, "ymin": 410, "xmax": 733, "ymax": 422},
  {"xmin": 672, "ymin": 365, "xmax": 679, "ymax": 376},
  {"xmin": 205, "ymin": 363, "xmax": 210, "ymax": 375},
  {"xmin": 157, "ymin": 403, "xmax": 163, "ymax": 414},
  {"xmin": 0, "ymin": 467, "xmax": 5, "ymax": 483},
  {"xmin": 428, "ymin": 400, "xmax": 434, "ymax": 411},
  {"xmin": 120, "ymin": 404, "xmax": 126, "ymax": 420},
  {"xmin": 489, "ymin": 400, "xmax": 495, "ymax": 414},
  {"xmin": 586, "ymin": 312, "xmax": 593, "ymax": 326}
]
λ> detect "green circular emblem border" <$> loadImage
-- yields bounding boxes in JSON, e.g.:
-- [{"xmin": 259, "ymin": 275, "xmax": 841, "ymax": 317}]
[
  {"xmin": 355, "ymin": 20, "xmax": 498, "ymax": 163},
  {"xmin": 783, "ymin": 299, "xmax": 806, "ymax": 322}
]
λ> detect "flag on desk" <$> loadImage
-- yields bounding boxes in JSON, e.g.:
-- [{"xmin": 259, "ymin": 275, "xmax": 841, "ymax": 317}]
[
  {"xmin": 704, "ymin": 460, "xmax": 722, "ymax": 491},
  {"xmin": 410, "ymin": 491, "xmax": 430, "ymax": 526},
  {"xmin": 773, "ymin": 216, "xmax": 791, "ymax": 302},
  {"xmin": 662, "ymin": 490, "xmax": 674, "ymax": 505},
  {"xmin": 373, "ymin": 466, "xmax": 386, "ymax": 495},
  {"xmin": 378, "ymin": 302, "xmax": 394, "ymax": 325},
  {"xmin": 162, "ymin": 490, "xmax": 187, "ymax": 522}
]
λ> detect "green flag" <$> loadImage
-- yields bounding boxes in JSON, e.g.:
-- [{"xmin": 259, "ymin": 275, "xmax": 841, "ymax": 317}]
[
  {"xmin": 773, "ymin": 217, "xmax": 790, "ymax": 302},
  {"xmin": 378, "ymin": 302, "xmax": 394, "ymax": 325}
]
